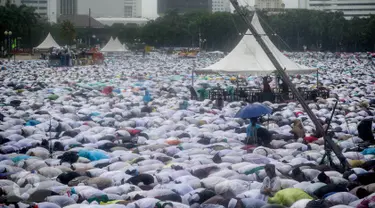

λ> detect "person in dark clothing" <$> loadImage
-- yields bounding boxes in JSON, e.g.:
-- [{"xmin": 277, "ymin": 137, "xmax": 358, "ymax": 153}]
[
  {"xmin": 353, "ymin": 172, "xmax": 375, "ymax": 186},
  {"xmin": 126, "ymin": 174, "xmax": 154, "ymax": 185},
  {"xmin": 58, "ymin": 151, "xmax": 79, "ymax": 165},
  {"xmin": 57, "ymin": 172, "xmax": 81, "ymax": 185},
  {"xmin": 357, "ymin": 118, "xmax": 375, "ymax": 143},
  {"xmin": 155, "ymin": 193, "xmax": 182, "ymax": 203},
  {"xmin": 188, "ymin": 86, "xmax": 198, "ymax": 100},
  {"xmin": 189, "ymin": 189, "xmax": 216, "ymax": 205},
  {"xmin": 356, "ymin": 188, "xmax": 371, "ymax": 199},
  {"xmin": 291, "ymin": 167, "xmax": 308, "ymax": 182},
  {"xmin": 313, "ymin": 184, "xmax": 348, "ymax": 198},
  {"xmin": 305, "ymin": 199, "xmax": 334, "ymax": 208},
  {"xmin": 361, "ymin": 159, "xmax": 375, "ymax": 171},
  {"xmin": 279, "ymin": 78, "xmax": 289, "ymax": 100},
  {"xmin": 256, "ymin": 127, "xmax": 273, "ymax": 147},
  {"xmin": 262, "ymin": 76, "xmax": 274, "ymax": 102},
  {"xmin": 317, "ymin": 172, "xmax": 332, "ymax": 184},
  {"xmin": 216, "ymin": 94, "xmax": 224, "ymax": 110},
  {"xmin": 263, "ymin": 76, "xmax": 272, "ymax": 93}
]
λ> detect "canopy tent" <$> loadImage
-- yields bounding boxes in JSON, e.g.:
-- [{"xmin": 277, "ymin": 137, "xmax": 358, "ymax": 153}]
[
  {"xmin": 114, "ymin": 37, "xmax": 128, "ymax": 52},
  {"xmin": 35, "ymin": 33, "xmax": 60, "ymax": 50},
  {"xmin": 198, "ymin": 14, "xmax": 316, "ymax": 75},
  {"xmin": 101, "ymin": 37, "xmax": 126, "ymax": 52}
]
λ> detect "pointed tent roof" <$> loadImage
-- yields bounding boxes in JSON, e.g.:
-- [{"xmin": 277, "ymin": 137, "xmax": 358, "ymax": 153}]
[
  {"xmin": 101, "ymin": 37, "xmax": 115, "ymax": 52},
  {"xmin": 35, "ymin": 33, "xmax": 60, "ymax": 49},
  {"xmin": 114, "ymin": 38, "xmax": 129, "ymax": 52},
  {"xmin": 101, "ymin": 37, "xmax": 126, "ymax": 52},
  {"xmin": 199, "ymin": 14, "xmax": 315, "ymax": 75}
]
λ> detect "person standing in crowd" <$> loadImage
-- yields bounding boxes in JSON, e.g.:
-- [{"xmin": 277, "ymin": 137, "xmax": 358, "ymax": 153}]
[
  {"xmin": 263, "ymin": 76, "xmax": 272, "ymax": 93},
  {"xmin": 357, "ymin": 118, "xmax": 375, "ymax": 144},
  {"xmin": 279, "ymin": 78, "xmax": 289, "ymax": 100},
  {"xmin": 263, "ymin": 76, "xmax": 274, "ymax": 102}
]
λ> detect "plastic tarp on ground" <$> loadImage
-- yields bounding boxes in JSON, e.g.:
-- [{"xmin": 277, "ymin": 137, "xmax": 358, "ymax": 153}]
[
  {"xmin": 199, "ymin": 14, "xmax": 316, "ymax": 76},
  {"xmin": 101, "ymin": 37, "xmax": 126, "ymax": 52},
  {"xmin": 35, "ymin": 33, "xmax": 60, "ymax": 50}
]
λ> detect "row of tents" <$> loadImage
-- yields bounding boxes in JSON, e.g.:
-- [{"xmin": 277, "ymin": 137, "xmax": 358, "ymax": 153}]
[
  {"xmin": 34, "ymin": 33, "xmax": 128, "ymax": 52},
  {"xmin": 34, "ymin": 13, "xmax": 314, "ymax": 77}
]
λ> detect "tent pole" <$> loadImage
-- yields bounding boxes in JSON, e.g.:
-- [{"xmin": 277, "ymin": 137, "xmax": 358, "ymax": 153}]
[
  {"xmin": 192, "ymin": 59, "xmax": 195, "ymax": 87},
  {"xmin": 236, "ymin": 75, "xmax": 239, "ymax": 89}
]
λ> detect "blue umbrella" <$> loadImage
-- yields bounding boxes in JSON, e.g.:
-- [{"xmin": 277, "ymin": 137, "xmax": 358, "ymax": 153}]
[{"xmin": 235, "ymin": 103, "xmax": 272, "ymax": 119}]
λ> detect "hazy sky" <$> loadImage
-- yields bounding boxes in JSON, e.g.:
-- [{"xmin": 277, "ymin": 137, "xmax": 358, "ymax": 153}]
[{"xmin": 142, "ymin": 0, "xmax": 299, "ymax": 18}]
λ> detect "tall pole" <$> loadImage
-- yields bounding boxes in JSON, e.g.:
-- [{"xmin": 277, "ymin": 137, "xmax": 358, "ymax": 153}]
[
  {"xmin": 8, "ymin": 36, "xmax": 11, "ymax": 62},
  {"xmin": 88, "ymin": 8, "xmax": 91, "ymax": 47},
  {"xmin": 198, "ymin": 28, "xmax": 201, "ymax": 49},
  {"xmin": 229, "ymin": 0, "xmax": 349, "ymax": 171},
  {"xmin": 192, "ymin": 59, "xmax": 196, "ymax": 87}
]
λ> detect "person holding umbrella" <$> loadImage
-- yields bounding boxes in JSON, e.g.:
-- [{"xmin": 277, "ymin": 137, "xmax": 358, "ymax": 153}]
[
  {"xmin": 236, "ymin": 103, "xmax": 273, "ymax": 146},
  {"xmin": 246, "ymin": 117, "xmax": 261, "ymax": 145}
]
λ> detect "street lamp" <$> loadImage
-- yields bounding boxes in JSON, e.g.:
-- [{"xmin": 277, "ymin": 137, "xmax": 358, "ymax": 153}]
[
  {"xmin": 92, "ymin": 35, "xmax": 96, "ymax": 46},
  {"xmin": 4, "ymin": 30, "xmax": 12, "ymax": 61},
  {"xmin": 199, "ymin": 38, "xmax": 206, "ymax": 50},
  {"xmin": 272, "ymin": 33, "xmax": 280, "ymax": 49}
]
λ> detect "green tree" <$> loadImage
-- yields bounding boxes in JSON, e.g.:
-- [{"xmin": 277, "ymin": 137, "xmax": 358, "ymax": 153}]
[
  {"xmin": 60, "ymin": 20, "xmax": 76, "ymax": 46},
  {"xmin": 0, "ymin": 2, "xmax": 41, "ymax": 48}
]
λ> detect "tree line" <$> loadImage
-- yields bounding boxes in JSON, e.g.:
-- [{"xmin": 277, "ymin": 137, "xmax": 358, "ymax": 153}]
[{"xmin": 1, "ymin": 0, "xmax": 375, "ymax": 52}]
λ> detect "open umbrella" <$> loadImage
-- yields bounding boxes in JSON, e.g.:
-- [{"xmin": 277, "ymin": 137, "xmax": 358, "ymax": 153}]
[{"xmin": 235, "ymin": 103, "xmax": 272, "ymax": 119}]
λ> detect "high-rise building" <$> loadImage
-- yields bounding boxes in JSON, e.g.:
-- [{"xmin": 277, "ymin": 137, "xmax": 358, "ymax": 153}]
[
  {"xmin": 158, "ymin": 0, "xmax": 213, "ymax": 15},
  {"xmin": 48, "ymin": 0, "xmax": 57, "ymax": 23},
  {"xmin": 77, "ymin": 0, "xmax": 125, "ymax": 18},
  {"xmin": 299, "ymin": 0, "xmax": 375, "ymax": 18},
  {"xmin": 212, "ymin": 0, "xmax": 230, "ymax": 12},
  {"xmin": 57, "ymin": 0, "xmax": 77, "ymax": 16},
  {"xmin": 124, "ymin": 0, "xmax": 142, "ymax": 17},
  {"xmin": 21, "ymin": 0, "xmax": 48, "ymax": 17},
  {"xmin": 254, "ymin": 0, "xmax": 284, "ymax": 9},
  {"xmin": 0, "ymin": 0, "xmax": 21, "ymax": 6},
  {"xmin": 298, "ymin": 0, "xmax": 308, "ymax": 9}
]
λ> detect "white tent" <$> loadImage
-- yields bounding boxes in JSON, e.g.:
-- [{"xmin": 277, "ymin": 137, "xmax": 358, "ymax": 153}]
[
  {"xmin": 35, "ymin": 33, "xmax": 60, "ymax": 50},
  {"xmin": 114, "ymin": 37, "xmax": 128, "ymax": 52},
  {"xmin": 101, "ymin": 37, "xmax": 126, "ymax": 52},
  {"xmin": 199, "ymin": 14, "xmax": 316, "ymax": 75}
]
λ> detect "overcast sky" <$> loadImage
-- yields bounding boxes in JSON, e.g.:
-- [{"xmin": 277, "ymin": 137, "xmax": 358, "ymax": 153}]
[
  {"xmin": 142, "ymin": 0, "xmax": 299, "ymax": 18},
  {"xmin": 80, "ymin": 0, "xmax": 300, "ymax": 19}
]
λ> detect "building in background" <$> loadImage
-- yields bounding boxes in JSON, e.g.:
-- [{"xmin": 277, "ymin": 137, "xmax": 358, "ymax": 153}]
[
  {"xmin": 298, "ymin": 0, "xmax": 308, "ymax": 9},
  {"xmin": 212, "ymin": 0, "xmax": 230, "ymax": 12},
  {"xmin": 57, "ymin": 0, "xmax": 77, "ymax": 16},
  {"xmin": 298, "ymin": 0, "xmax": 375, "ymax": 18},
  {"xmin": 95, "ymin": 17, "xmax": 149, "ymax": 26},
  {"xmin": 158, "ymin": 0, "xmax": 212, "ymax": 15},
  {"xmin": 47, "ymin": 0, "xmax": 57, "ymax": 23},
  {"xmin": 124, "ymin": 0, "xmax": 142, "ymax": 17},
  {"xmin": 59, "ymin": 14, "xmax": 104, "ymax": 28},
  {"xmin": 21, "ymin": 0, "xmax": 49, "ymax": 18},
  {"xmin": 77, "ymin": 0, "xmax": 125, "ymax": 18},
  {"xmin": 254, "ymin": 0, "xmax": 284, "ymax": 9},
  {"xmin": 0, "ymin": 0, "xmax": 21, "ymax": 6}
]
